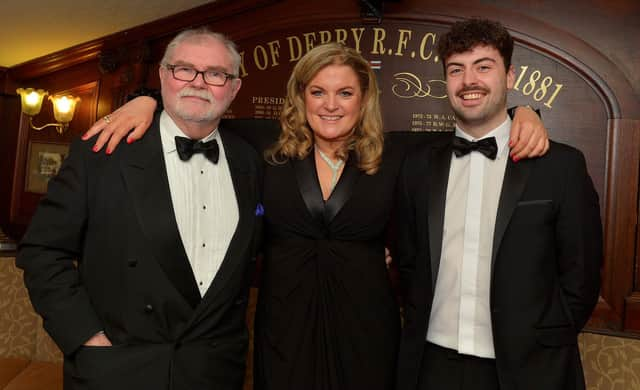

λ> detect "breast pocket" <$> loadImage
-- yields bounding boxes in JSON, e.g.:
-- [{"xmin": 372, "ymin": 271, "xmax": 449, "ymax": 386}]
[
  {"xmin": 511, "ymin": 199, "xmax": 554, "ymax": 227},
  {"xmin": 517, "ymin": 199, "xmax": 553, "ymax": 207}
]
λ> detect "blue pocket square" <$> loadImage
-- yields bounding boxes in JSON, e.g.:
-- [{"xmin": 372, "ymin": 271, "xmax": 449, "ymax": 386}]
[{"xmin": 255, "ymin": 203, "xmax": 264, "ymax": 216}]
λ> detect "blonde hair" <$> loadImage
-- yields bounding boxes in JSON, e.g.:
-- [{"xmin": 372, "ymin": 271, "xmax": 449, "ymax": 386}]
[{"xmin": 267, "ymin": 43, "xmax": 384, "ymax": 175}]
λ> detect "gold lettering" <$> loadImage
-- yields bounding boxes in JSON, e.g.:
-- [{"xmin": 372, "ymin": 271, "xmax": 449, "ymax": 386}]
[
  {"xmin": 512, "ymin": 65, "xmax": 528, "ymax": 91},
  {"xmin": 391, "ymin": 73, "xmax": 447, "ymax": 99},
  {"xmin": 514, "ymin": 65, "xmax": 563, "ymax": 109},
  {"xmin": 396, "ymin": 29, "xmax": 412, "ymax": 56},
  {"xmin": 522, "ymin": 70, "xmax": 541, "ymax": 95},
  {"xmin": 544, "ymin": 84, "xmax": 563, "ymax": 108},
  {"xmin": 303, "ymin": 32, "xmax": 317, "ymax": 52},
  {"xmin": 266, "ymin": 40, "xmax": 281, "ymax": 67},
  {"xmin": 251, "ymin": 96, "xmax": 286, "ymax": 105},
  {"xmin": 371, "ymin": 27, "xmax": 386, "ymax": 55},
  {"xmin": 253, "ymin": 45, "xmax": 269, "ymax": 70},
  {"xmin": 238, "ymin": 52, "xmax": 248, "ymax": 77},
  {"xmin": 351, "ymin": 27, "xmax": 365, "ymax": 52},
  {"xmin": 335, "ymin": 29, "xmax": 348, "ymax": 45},
  {"xmin": 419, "ymin": 33, "xmax": 436, "ymax": 60},
  {"xmin": 533, "ymin": 76, "xmax": 553, "ymax": 101},
  {"xmin": 319, "ymin": 30, "xmax": 332, "ymax": 44},
  {"xmin": 287, "ymin": 36, "xmax": 303, "ymax": 62}
]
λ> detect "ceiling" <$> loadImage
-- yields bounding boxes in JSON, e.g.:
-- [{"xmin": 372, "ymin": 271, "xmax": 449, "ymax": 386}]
[{"xmin": 0, "ymin": 0, "xmax": 216, "ymax": 68}]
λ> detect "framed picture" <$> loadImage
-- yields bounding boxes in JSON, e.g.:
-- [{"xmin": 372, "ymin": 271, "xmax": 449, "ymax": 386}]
[{"xmin": 25, "ymin": 142, "xmax": 70, "ymax": 194}]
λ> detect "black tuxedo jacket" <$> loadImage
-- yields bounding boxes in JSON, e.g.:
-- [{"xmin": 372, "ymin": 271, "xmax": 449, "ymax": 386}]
[
  {"xmin": 395, "ymin": 136, "xmax": 602, "ymax": 390},
  {"xmin": 17, "ymin": 115, "xmax": 262, "ymax": 390}
]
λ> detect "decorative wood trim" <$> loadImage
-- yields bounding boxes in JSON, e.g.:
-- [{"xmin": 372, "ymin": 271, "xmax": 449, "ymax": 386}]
[
  {"xmin": 10, "ymin": 113, "xmax": 31, "ymax": 225},
  {"xmin": 8, "ymin": 41, "xmax": 105, "ymax": 83},
  {"xmin": 0, "ymin": 94, "xmax": 20, "ymax": 235},
  {"xmin": 586, "ymin": 298, "xmax": 623, "ymax": 331},
  {"xmin": 596, "ymin": 118, "xmax": 640, "ymax": 331},
  {"xmin": 624, "ymin": 292, "xmax": 640, "ymax": 333},
  {"xmin": 8, "ymin": 0, "xmax": 281, "ymax": 81}
]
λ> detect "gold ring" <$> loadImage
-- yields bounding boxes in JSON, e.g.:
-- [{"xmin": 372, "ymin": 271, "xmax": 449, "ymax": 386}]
[{"xmin": 103, "ymin": 115, "xmax": 112, "ymax": 124}]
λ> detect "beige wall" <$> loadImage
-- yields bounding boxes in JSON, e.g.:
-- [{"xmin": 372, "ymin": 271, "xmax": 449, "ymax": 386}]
[{"xmin": 580, "ymin": 332, "xmax": 640, "ymax": 389}]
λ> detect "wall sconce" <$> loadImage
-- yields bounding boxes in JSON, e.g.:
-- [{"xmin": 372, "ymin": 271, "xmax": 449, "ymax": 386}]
[{"xmin": 16, "ymin": 88, "xmax": 80, "ymax": 135}]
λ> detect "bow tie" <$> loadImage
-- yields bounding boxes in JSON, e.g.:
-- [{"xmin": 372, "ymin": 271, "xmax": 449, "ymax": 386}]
[
  {"xmin": 452, "ymin": 136, "xmax": 498, "ymax": 160},
  {"xmin": 175, "ymin": 136, "xmax": 219, "ymax": 164}
]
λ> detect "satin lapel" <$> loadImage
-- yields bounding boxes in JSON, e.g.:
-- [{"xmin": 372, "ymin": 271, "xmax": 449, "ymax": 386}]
[
  {"xmin": 491, "ymin": 157, "xmax": 533, "ymax": 274},
  {"xmin": 324, "ymin": 151, "xmax": 361, "ymax": 224},
  {"xmin": 198, "ymin": 129, "xmax": 253, "ymax": 310},
  {"xmin": 427, "ymin": 142, "xmax": 453, "ymax": 291},
  {"xmin": 294, "ymin": 154, "xmax": 325, "ymax": 224},
  {"xmin": 120, "ymin": 119, "xmax": 201, "ymax": 309}
]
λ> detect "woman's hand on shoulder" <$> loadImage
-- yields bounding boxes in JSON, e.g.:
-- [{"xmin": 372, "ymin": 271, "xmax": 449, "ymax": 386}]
[
  {"xmin": 82, "ymin": 96, "xmax": 157, "ymax": 154},
  {"xmin": 509, "ymin": 106, "xmax": 550, "ymax": 161}
]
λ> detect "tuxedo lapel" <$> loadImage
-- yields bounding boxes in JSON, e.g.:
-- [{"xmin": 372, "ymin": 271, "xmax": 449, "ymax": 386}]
[
  {"xmin": 294, "ymin": 154, "xmax": 325, "ymax": 225},
  {"xmin": 120, "ymin": 119, "xmax": 201, "ymax": 309},
  {"xmin": 197, "ymin": 128, "xmax": 254, "ymax": 310},
  {"xmin": 427, "ymin": 143, "xmax": 453, "ymax": 291},
  {"xmin": 324, "ymin": 151, "xmax": 360, "ymax": 224},
  {"xmin": 491, "ymin": 158, "xmax": 533, "ymax": 273},
  {"xmin": 293, "ymin": 150, "xmax": 361, "ymax": 226}
]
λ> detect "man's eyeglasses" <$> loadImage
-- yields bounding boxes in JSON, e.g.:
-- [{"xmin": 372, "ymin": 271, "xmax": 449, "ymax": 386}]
[{"xmin": 163, "ymin": 64, "xmax": 237, "ymax": 86}]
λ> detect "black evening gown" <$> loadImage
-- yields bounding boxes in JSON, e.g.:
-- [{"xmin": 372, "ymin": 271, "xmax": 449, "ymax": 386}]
[{"xmin": 253, "ymin": 143, "xmax": 403, "ymax": 390}]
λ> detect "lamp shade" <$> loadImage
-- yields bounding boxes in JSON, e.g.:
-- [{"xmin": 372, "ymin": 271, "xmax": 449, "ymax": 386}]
[
  {"xmin": 16, "ymin": 88, "xmax": 48, "ymax": 116},
  {"xmin": 49, "ymin": 95, "xmax": 80, "ymax": 123}
]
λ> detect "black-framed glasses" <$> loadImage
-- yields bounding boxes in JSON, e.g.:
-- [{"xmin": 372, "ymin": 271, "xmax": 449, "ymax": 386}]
[{"xmin": 163, "ymin": 64, "xmax": 237, "ymax": 86}]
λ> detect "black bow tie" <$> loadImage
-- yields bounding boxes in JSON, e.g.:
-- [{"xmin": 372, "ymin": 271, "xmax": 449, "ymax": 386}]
[
  {"xmin": 175, "ymin": 136, "xmax": 219, "ymax": 164},
  {"xmin": 452, "ymin": 136, "xmax": 498, "ymax": 160}
]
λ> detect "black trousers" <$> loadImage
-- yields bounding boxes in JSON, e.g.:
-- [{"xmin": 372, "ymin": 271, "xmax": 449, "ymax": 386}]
[{"xmin": 417, "ymin": 342, "xmax": 500, "ymax": 390}]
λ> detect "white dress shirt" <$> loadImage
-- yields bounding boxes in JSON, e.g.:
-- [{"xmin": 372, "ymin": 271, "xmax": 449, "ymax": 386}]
[
  {"xmin": 159, "ymin": 111, "xmax": 238, "ymax": 297},
  {"xmin": 426, "ymin": 117, "xmax": 511, "ymax": 359}
]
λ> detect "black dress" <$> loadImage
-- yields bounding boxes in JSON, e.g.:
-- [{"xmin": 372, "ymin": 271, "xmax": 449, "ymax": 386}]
[{"xmin": 253, "ymin": 143, "xmax": 403, "ymax": 390}]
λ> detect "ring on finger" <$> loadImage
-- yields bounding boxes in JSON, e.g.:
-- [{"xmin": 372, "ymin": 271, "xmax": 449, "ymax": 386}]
[{"xmin": 103, "ymin": 115, "xmax": 112, "ymax": 124}]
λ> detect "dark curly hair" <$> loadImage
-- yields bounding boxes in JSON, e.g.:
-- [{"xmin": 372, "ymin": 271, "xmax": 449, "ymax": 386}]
[{"xmin": 437, "ymin": 18, "xmax": 514, "ymax": 73}]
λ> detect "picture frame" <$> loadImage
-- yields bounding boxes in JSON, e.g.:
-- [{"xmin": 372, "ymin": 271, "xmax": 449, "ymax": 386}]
[{"xmin": 24, "ymin": 142, "xmax": 70, "ymax": 194}]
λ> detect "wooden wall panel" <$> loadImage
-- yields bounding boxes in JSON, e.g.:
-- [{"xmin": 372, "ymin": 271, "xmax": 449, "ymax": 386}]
[{"xmin": 597, "ymin": 119, "xmax": 640, "ymax": 333}]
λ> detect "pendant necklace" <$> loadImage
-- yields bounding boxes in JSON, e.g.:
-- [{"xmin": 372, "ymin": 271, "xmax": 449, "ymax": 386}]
[{"xmin": 318, "ymin": 149, "xmax": 344, "ymax": 190}]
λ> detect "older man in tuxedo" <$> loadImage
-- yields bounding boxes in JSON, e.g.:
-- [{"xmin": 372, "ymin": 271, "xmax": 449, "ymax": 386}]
[
  {"xmin": 395, "ymin": 19, "xmax": 601, "ymax": 390},
  {"xmin": 17, "ymin": 28, "xmax": 261, "ymax": 390}
]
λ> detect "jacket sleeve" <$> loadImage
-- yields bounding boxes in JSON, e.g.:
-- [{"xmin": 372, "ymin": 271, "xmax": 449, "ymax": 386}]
[
  {"xmin": 16, "ymin": 137, "xmax": 103, "ymax": 356},
  {"xmin": 555, "ymin": 147, "xmax": 602, "ymax": 331}
]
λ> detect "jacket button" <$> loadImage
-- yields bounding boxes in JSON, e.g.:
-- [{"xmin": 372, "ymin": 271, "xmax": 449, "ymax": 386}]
[
  {"xmin": 128, "ymin": 259, "xmax": 138, "ymax": 267},
  {"xmin": 144, "ymin": 304, "xmax": 153, "ymax": 313}
]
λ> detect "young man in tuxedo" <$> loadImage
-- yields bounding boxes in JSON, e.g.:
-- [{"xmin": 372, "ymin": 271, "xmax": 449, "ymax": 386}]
[
  {"xmin": 17, "ymin": 28, "xmax": 262, "ymax": 390},
  {"xmin": 395, "ymin": 19, "xmax": 602, "ymax": 390}
]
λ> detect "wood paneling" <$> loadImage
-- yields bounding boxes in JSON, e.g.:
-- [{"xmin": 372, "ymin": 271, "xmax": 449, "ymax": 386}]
[{"xmin": 592, "ymin": 119, "xmax": 640, "ymax": 334}]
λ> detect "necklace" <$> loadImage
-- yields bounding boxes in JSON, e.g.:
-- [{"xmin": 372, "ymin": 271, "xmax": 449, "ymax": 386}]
[{"xmin": 317, "ymin": 149, "xmax": 344, "ymax": 190}]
